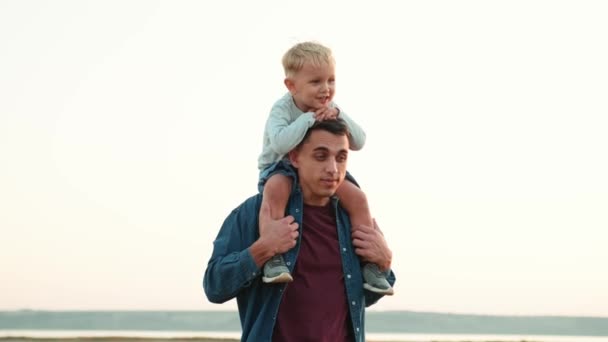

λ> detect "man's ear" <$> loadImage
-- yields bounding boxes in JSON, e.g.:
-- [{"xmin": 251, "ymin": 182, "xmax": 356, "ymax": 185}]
[
  {"xmin": 284, "ymin": 78, "xmax": 296, "ymax": 95},
  {"xmin": 288, "ymin": 149, "xmax": 299, "ymax": 168}
]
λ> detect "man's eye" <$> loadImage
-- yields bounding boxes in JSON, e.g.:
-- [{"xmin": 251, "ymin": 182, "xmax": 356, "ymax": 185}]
[{"xmin": 315, "ymin": 154, "xmax": 326, "ymax": 160}]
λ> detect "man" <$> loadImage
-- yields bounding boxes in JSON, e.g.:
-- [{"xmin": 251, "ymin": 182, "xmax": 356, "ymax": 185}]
[{"xmin": 203, "ymin": 119, "xmax": 396, "ymax": 342}]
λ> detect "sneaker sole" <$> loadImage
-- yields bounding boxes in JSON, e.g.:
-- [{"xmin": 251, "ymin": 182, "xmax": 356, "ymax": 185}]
[
  {"xmin": 262, "ymin": 272, "xmax": 293, "ymax": 283},
  {"xmin": 363, "ymin": 283, "xmax": 394, "ymax": 296}
]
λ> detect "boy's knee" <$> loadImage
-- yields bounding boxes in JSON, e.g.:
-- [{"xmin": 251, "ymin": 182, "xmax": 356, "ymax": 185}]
[
  {"xmin": 352, "ymin": 185, "xmax": 367, "ymax": 201},
  {"xmin": 267, "ymin": 173, "xmax": 292, "ymax": 188}
]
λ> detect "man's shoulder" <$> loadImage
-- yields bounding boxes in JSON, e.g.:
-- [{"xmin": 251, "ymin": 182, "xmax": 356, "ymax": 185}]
[{"xmin": 231, "ymin": 193, "xmax": 262, "ymax": 215}]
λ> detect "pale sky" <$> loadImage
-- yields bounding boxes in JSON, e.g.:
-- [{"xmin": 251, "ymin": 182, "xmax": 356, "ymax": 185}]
[{"xmin": 1, "ymin": 0, "xmax": 607, "ymax": 317}]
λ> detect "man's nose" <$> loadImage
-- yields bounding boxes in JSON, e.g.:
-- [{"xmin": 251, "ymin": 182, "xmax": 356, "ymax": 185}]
[{"xmin": 326, "ymin": 159, "xmax": 338, "ymax": 173}]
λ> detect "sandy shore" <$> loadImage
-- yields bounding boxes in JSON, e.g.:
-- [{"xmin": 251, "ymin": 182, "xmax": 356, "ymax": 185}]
[
  {"xmin": 0, "ymin": 338, "xmax": 540, "ymax": 342},
  {"xmin": 0, "ymin": 340, "xmax": 449, "ymax": 342},
  {"xmin": 0, "ymin": 340, "xmax": 245, "ymax": 342},
  {"xmin": 0, "ymin": 334, "xmax": 563, "ymax": 342}
]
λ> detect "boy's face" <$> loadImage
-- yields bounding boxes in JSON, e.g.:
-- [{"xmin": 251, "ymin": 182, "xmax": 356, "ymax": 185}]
[
  {"xmin": 285, "ymin": 61, "xmax": 335, "ymax": 113},
  {"xmin": 289, "ymin": 129, "xmax": 348, "ymax": 206}
]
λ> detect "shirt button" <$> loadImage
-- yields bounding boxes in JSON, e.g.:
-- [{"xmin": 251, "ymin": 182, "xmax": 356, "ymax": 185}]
[
  {"xmin": 356, "ymin": 327, "xmax": 360, "ymax": 332},
  {"xmin": 342, "ymin": 247, "xmax": 347, "ymax": 253},
  {"xmin": 295, "ymin": 209, "xmax": 300, "ymax": 213},
  {"xmin": 351, "ymin": 301, "xmax": 356, "ymax": 306},
  {"xmin": 347, "ymin": 274, "xmax": 351, "ymax": 279},
  {"xmin": 286, "ymin": 261, "xmax": 291, "ymax": 266}
]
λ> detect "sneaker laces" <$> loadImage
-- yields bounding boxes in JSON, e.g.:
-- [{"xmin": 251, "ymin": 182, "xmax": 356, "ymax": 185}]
[{"xmin": 268, "ymin": 255, "xmax": 285, "ymax": 268}]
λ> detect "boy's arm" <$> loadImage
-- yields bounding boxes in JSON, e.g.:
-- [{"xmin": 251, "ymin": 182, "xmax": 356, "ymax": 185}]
[
  {"xmin": 332, "ymin": 104, "xmax": 366, "ymax": 151},
  {"xmin": 266, "ymin": 107, "xmax": 315, "ymax": 156}
]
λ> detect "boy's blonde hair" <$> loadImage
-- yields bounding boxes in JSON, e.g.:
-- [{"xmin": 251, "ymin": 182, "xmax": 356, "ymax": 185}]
[{"xmin": 282, "ymin": 41, "xmax": 335, "ymax": 78}]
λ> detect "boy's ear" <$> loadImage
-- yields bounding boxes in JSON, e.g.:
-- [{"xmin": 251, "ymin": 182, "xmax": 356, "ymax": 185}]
[{"xmin": 284, "ymin": 78, "xmax": 296, "ymax": 94}]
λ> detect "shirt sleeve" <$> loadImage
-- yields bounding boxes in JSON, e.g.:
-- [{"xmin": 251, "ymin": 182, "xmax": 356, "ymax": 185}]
[
  {"xmin": 266, "ymin": 107, "xmax": 316, "ymax": 156},
  {"xmin": 203, "ymin": 200, "xmax": 262, "ymax": 304},
  {"xmin": 333, "ymin": 104, "xmax": 366, "ymax": 151}
]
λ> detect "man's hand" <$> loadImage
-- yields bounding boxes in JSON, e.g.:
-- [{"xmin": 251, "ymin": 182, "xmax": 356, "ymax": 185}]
[
  {"xmin": 351, "ymin": 219, "xmax": 392, "ymax": 271},
  {"xmin": 256, "ymin": 201, "xmax": 299, "ymax": 255},
  {"xmin": 314, "ymin": 106, "xmax": 339, "ymax": 121},
  {"xmin": 251, "ymin": 202, "xmax": 299, "ymax": 267}
]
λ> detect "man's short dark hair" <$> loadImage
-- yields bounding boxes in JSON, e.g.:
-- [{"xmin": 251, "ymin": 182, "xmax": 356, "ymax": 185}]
[{"xmin": 296, "ymin": 119, "xmax": 351, "ymax": 150}]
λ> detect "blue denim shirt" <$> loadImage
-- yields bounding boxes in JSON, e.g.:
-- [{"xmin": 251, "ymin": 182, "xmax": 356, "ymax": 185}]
[{"xmin": 203, "ymin": 186, "xmax": 396, "ymax": 342}]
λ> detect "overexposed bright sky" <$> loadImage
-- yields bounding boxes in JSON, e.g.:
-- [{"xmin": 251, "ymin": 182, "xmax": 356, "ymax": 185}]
[{"xmin": 1, "ymin": 0, "xmax": 607, "ymax": 317}]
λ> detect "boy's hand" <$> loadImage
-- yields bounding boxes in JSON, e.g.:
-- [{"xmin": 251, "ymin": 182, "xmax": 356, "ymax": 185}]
[{"xmin": 314, "ymin": 106, "xmax": 339, "ymax": 121}]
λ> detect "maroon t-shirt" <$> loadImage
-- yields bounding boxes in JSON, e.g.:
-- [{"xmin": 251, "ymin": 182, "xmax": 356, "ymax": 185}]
[{"xmin": 272, "ymin": 202, "xmax": 353, "ymax": 342}]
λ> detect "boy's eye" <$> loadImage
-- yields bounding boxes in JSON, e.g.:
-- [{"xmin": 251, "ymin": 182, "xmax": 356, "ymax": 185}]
[{"xmin": 314, "ymin": 154, "xmax": 326, "ymax": 160}]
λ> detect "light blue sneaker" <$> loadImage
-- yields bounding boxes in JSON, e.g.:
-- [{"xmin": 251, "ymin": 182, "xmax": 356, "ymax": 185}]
[
  {"xmin": 362, "ymin": 263, "xmax": 393, "ymax": 295},
  {"xmin": 263, "ymin": 255, "xmax": 293, "ymax": 283}
]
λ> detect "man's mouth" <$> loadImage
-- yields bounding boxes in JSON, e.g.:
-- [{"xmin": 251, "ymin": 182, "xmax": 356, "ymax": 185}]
[{"xmin": 321, "ymin": 178, "xmax": 338, "ymax": 186}]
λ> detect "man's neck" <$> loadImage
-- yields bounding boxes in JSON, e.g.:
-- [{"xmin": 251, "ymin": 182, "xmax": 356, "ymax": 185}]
[{"xmin": 302, "ymin": 194, "xmax": 331, "ymax": 207}]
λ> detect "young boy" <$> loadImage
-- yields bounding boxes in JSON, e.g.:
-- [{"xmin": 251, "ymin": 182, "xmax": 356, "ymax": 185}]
[{"xmin": 257, "ymin": 41, "xmax": 393, "ymax": 295}]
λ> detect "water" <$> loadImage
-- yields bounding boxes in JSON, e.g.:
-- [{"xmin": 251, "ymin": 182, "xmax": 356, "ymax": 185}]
[{"xmin": 2, "ymin": 311, "xmax": 607, "ymax": 341}]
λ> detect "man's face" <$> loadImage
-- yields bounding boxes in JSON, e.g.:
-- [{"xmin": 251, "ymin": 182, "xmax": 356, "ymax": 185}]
[
  {"xmin": 285, "ymin": 61, "xmax": 336, "ymax": 113},
  {"xmin": 289, "ymin": 129, "xmax": 349, "ymax": 206}
]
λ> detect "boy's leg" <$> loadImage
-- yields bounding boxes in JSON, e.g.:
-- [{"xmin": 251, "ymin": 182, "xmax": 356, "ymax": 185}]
[
  {"xmin": 335, "ymin": 179, "xmax": 373, "ymax": 230},
  {"xmin": 336, "ymin": 180, "xmax": 394, "ymax": 295},
  {"xmin": 261, "ymin": 173, "xmax": 292, "ymax": 220},
  {"xmin": 260, "ymin": 173, "xmax": 293, "ymax": 283}
]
